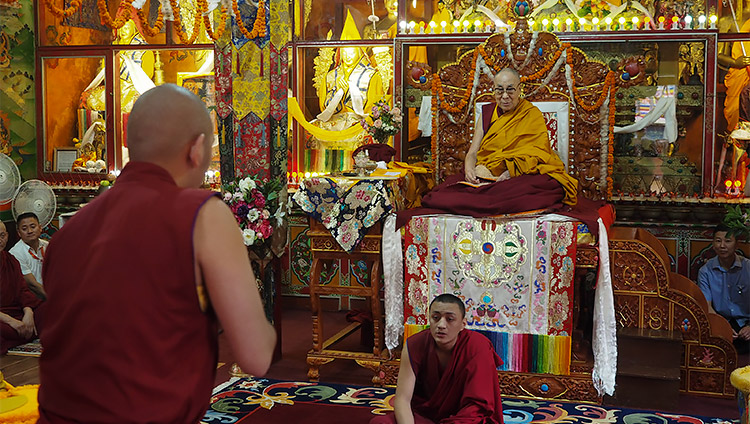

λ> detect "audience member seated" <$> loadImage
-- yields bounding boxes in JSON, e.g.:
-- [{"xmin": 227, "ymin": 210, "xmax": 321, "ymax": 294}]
[
  {"xmin": 370, "ymin": 294, "xmax": 504, "ymax": 424},
  {"xmin": 9, "ymin": 212, "xmax": 47, "ymax": 300},
  {"xmin": 397, "ymin": 68, "xmax": 589, "ymax": 229},
  {"xmin": 0, "ymin": 221, "xmax": 42, "ymax": 354},
  {"xmin": 698, "ymin": 224, "xmax": 750, "ymax": 354}
]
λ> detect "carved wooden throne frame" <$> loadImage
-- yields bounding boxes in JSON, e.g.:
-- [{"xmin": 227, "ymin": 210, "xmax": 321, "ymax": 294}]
[
  {"xmin": 429, "ymin": 20, "xmax": 644, "ymax": 200},
  {"xmin": 611, "ymin": 228, "xmax": 738, "ymax": 399}
]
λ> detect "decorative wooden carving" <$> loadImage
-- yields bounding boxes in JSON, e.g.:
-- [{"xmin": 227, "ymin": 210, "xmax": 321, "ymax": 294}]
[
  {"xmin": 609, "ymin": 227, "xmax": 737, "ymax": 398},
  {"xmin": 497, "ymin": 371, "xmax": 600, "ymax": 402},
  {"xmin": 576, "ymin": 246, "xmax": 598, "ymax": 268},
  {"xmin": 432, "ymin": 28, "xmax": 644, "ymax": 200}
]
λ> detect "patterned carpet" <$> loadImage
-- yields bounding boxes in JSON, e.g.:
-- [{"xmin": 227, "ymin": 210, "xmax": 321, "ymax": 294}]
[{"xmin": 203, "ymin": 377, "xmax": 736, "ymax": 423}]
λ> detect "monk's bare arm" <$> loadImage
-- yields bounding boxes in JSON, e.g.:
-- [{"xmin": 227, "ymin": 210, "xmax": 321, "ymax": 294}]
[
  {"xmin": 464, "ymin": 120, "xmax": 484, "ymax": 183},
  {"xmin": 194, "ymin": 197, "xmax": 277, "ymax": 376},
  {"xmin": 394, "ymin": 343, "xmax": 417, "ymax": 424},
  {"xmin": 22, "ymin": 274, "xmax": 46, "ymax": 300}
]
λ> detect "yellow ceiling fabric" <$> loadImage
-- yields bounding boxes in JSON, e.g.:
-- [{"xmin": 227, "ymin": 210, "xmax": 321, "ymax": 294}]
[
  {"xmin": 288, "ymin": 97, "xmax": 365, "ymax": 141},
  {"xmin": 233, "ymin": 42, "xmax": 270, "ymax": 120}
]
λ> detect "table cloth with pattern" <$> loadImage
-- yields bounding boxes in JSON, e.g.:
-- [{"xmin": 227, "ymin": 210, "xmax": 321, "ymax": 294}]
[{"xmin": 292, "ymin": 177, "xmax": 403, "ymax": 253}]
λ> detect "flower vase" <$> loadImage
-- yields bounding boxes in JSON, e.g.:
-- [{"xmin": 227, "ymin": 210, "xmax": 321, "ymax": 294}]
[
  {"xmin": 231, "ymin": 245, "xmax": 277, "ymax": 376},
  {"xmin": 247, "ymin": 244, "xmax": 274, "ymax": 324}
]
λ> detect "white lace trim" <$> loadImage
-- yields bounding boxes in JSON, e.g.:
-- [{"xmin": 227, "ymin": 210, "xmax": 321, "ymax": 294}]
[
  {"xmin": 592, "ymin": 217, "xmax": 617, "ymax": 396},
  {"xmin": 382, "ymin": 213, "xmax": 404, "ymax": 354}
]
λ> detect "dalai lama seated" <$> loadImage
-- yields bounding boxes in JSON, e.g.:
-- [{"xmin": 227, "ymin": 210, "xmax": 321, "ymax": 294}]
[{"xmin": 398, "ymin": 68, "xmax": 590, "ymax": 228}]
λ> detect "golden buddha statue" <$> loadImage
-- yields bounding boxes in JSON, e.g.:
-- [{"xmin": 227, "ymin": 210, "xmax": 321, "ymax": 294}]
[{"xmin": 312, "ymin": 10, "xmax": 385, "ymax": 148}]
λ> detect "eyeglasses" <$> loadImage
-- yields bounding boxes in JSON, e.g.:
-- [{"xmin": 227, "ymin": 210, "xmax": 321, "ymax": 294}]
[{"xmin": 494, "ymin": 86, "xmax": 518, "ymax": 96}]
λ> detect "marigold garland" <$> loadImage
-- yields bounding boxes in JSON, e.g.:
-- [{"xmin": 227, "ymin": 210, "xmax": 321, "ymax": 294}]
[
  {"xmin": 607, "ymin": 80, "xmax": 617, "ymax": 198},
  {"xmin": 436, "ymin": 49, "xmax": 478, "ymax": 113},
  {"xmin": 135, "ymin": 4, "xmax": 164, "ymax": 37},
  {"xmin": 97, "ymin": 0, "xmax": 134, "ymax": 30},
  {"xmin": 202, "ymin": 0, "xmax": 230, "ymax": 41},
  {"xmin": 232, "ymin": 0, "xmax": 267, "ymax": 40},
  {"xmin": 45, "ymin": 0, "xmax": 82, "ymax": 18},
  {"xmin": 477, "ymin": 44, "xmax": 497, "ymax": 72},
  {"xmin": 170, "ymin": 0, "xmax": 202, "ymax": 44},
  {"xmin": 520, "ymin": 43, "xmax": 569, "ymax": 83}
]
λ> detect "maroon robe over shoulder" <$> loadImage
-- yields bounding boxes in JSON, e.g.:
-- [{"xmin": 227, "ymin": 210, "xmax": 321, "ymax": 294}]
[
  {"xmin": 38, "ymin": 162, "xmax": 219, "ymax": 424},
  {"xmin": 408, "ymin": 329, "xmax": 504, "ymax": 424},
  {"xmin": 0, "ymin": 251, "xmax": 42, "ymax": 353}
]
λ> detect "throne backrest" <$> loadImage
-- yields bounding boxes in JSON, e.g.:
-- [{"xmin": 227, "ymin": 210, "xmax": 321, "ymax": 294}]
[{"xmin": 475, "ymin": 101, "xmax": 570, "ymax": 171}]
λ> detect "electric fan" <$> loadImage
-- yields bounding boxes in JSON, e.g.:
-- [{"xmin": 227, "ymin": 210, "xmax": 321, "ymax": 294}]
[
  {"xmin": 0, "ymin": 153, "xmax": 21, "ymax": 206},
  {"xmin": 12, "ymin": 180, "xmax": 57, "ymax": 229}
]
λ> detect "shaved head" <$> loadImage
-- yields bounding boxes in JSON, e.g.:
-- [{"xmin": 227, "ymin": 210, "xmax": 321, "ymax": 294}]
[
  {"xmin": 495, "ymin": 68, "xmax": 521, "ymax": 84},
  {"xmin": 127, "ymin": 84, "xmax": 213, "ymax": 165},
  {"xmin": 127, "ymin": 84, "xmax": 214, "ymax": 187}
]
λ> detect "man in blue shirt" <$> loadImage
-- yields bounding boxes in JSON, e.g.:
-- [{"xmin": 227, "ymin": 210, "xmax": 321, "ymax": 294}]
[{"xmin": 698, "ymin": 224, "xmax": 750, "ymax": 354}]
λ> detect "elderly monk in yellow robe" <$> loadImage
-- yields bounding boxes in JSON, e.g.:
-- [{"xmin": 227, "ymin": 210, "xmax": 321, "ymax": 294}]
[
  {"xmin": 465, "ymin": 68, "xmax": 577, "ymax": 205},
  {"xmin": 396, "ymin": 68, "xmax": 585, "ymax": 229}
]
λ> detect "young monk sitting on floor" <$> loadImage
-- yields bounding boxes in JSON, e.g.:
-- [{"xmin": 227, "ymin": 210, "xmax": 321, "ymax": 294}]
[{"xmin": 371, "ymin": 293, "xmax": 504, "ymax": 424}]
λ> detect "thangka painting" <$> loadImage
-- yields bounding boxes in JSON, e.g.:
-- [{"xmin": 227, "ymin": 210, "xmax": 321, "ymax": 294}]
[{"xmin": 403, "ymin": 216, "xmax": 577, "ymax": 375}]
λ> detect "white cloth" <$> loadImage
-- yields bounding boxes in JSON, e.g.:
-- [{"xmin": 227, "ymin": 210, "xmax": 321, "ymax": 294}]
[
  {"xmin": 317, "ymin": 89, "xmax": 344, "ymax": 122},
  {"xmin": 121, "ymin": 54, "xmax": 156, "ymax": 95},
  {"xmin": 9, "ymin": 239, "xmax": 48, "ymax": 285},
  {"xmin": 592, "ymin": 218, "xmax": 617, "ymax": 396},
  {"xmin": 613, "ymin": 96, "xmax": 677, "ymax": 144},
  {"xmin": 83, "ymin": 68, "xmax": 106, "ymax": 95},
  {"xmin": 418, "ymin": 96, "xmax": 432, "ymax": 137},
  {"xmin": 382, "ymin": 213, "xmax": 403, "ymax": 354}
]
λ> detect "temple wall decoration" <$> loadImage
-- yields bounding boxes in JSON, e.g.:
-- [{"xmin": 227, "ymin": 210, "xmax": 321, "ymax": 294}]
[
  {"xmin": 215, "ymin": 0, "xmax": 289, "ymax": 181},
  {"xmin": 0, "ymin": 0, "xmax": 36, "ymax": 183}
]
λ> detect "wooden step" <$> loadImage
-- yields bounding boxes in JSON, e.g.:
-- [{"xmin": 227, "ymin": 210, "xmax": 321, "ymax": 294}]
[
  {"xmin": 618, "ymin": 327, "xmax": 682, "ymax": 375},
  {"xmin": 604, "ymin": 375, "xmax": 680, "ymax": 410},
  {"xmin": 604, "ymin": 327, "xmax": 682, "ymax": 410}
]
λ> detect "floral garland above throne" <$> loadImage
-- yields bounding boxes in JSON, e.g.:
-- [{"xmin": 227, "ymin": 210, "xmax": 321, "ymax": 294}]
[{"xmin": 429, "ymin": 0, "xmax": 645, "ymax": 200}]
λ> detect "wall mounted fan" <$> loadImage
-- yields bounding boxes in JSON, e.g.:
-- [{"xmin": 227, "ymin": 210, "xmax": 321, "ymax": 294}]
[
  {"xmin": 12, "ymin": 180, "xmax": 57, "ymax": 229},
  {"xmin": 1, "ymin": 152, "xmax": 58, "ymax": 228},
  {"xmin": 0, "ymin": 153, "xmax": 21, "ymax": 206}
]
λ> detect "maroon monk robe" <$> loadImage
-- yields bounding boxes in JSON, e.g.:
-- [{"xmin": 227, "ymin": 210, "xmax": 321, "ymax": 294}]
[
  {"xmin": 38, "ymin": 162, "xmax": 219, "ymax": 424},
  {"xmin": 0, "ymin": 251, "xmax": 42, "ymax": 354},
  {"xmin": 409, "ymin": 328, "xmax": 504, "ymax": 424},
  {"xmin": 396, "ymin": 175, "xmax": 611, "ymax": 240},
  {"xmin": 396, "ymin": 172, "xmax": 565, "ymax": 229}
]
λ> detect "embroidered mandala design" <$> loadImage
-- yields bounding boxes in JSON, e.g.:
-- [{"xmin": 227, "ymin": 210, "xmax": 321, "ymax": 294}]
[{"xmin": 451, "ymin": 219, "xmax": 528, "ymax": 288}]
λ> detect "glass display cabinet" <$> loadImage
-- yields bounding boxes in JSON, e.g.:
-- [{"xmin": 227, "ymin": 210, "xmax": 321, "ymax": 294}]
[
  {"xmin": 35, "ymin": 0, "xmax": 218, "ymax": 186},
  {"xmin": 287, "ymin": 0, "xmax": 740, "ymax": 208}
]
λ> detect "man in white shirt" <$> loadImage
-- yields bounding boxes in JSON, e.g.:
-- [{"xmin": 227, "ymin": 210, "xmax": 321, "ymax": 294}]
[{"xmin": 9, "ymin": 212, "xmax": 48, "ymax": 300}]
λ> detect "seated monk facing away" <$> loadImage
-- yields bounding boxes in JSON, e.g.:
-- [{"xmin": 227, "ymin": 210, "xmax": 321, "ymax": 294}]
[
  {"xmin": 397, "ymin": 68, "xmax": 579, "ymax": 226},
  {"xmin": 370, "ymin": 294, "xmax": 504, "ymax": 424}
]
